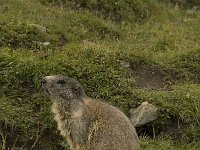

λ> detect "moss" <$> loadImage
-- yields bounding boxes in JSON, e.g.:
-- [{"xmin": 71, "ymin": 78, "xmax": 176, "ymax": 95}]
[
  {"xmin": 140, "ymin": 136, "xmax": 200, "ymax": 150},
  {"xmin": 136, "ymin": 84, "xmax": 200, "ymax": 142},
  {"xmin": 0, "ymin": 22, "xmax": 64, "ymax": 49}
]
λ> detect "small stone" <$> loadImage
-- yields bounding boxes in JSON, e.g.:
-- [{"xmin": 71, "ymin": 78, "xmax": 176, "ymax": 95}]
[
  {"xmin": 35, "ymin": 41, "xmax": 51, "ymax": 46},
  {"xmin": 28, "ymin": 24, "xmax": 48, "ymax": 33},
  {"xmin": 120, "ymin": 61, "xmax": 131, "ymax": 68},
  {"xmin": 42, "ymin": 42, "xmax": 51, "ymax": 46}
]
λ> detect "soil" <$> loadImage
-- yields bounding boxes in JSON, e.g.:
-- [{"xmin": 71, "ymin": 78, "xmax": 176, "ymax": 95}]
[
  {"xmin": 159, "ymin": 118, "xmax": 188, "ymax": 141},
  {"xmin": 131, "ymin": 64, "xmax": 178, "ymax": 90}
]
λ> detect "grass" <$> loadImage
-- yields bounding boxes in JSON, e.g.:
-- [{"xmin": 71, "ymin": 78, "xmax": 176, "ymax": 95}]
[
  {"xmin": 0, "ymin": 0, "xmax": 200, "ymax": 149},
  {"xmin": 141, "ymin": 136, "xmax": 200, "ymax": 150}
]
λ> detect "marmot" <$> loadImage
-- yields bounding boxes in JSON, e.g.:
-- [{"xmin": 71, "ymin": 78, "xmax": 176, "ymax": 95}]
[{"xmin": 42, "ymin": 75, "xmax": 140, "ymax": 150}]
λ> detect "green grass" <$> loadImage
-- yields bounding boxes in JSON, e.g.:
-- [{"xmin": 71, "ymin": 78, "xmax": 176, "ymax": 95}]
[
  {"xmin": 0, "ymin": 0, "xmax": 200, "ymax": 149},
  {"xmin": 141, "ymin": 136, "xmax": 200, "ymax": 150},
  {"xmin": 39, "ymin": 0, "xmax": 166, "ymax": 22}
]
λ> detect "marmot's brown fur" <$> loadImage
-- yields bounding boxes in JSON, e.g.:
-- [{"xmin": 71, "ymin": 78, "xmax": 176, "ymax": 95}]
[{"xmin": 42, "ymin": 75, "xmax": 140, "ymax": 150}]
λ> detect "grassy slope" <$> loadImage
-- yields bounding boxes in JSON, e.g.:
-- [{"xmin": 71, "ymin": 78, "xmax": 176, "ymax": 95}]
[{"xmin": 0, "ymin": 0, "xmax": 200, "ymax": 149}]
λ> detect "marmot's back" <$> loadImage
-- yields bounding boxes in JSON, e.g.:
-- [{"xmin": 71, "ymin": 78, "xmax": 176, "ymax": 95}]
[{"xmin": 84, "ymin": 99, "xmax": 140, "ymax": 150}]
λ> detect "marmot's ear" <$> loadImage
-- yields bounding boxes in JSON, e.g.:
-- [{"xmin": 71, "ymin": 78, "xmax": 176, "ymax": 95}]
[{"xmin": 73, "ymin": 84, "xmax": 81, "ymax": 90}]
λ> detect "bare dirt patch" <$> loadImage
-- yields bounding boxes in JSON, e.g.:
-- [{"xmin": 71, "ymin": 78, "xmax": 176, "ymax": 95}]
[
  {"xmin": 131, "ymin": 64, "xmax": 178, "ymax": 90},
  {"xmin": 160, "ymin": 118, "xmax": 188, "ymax": 141}
]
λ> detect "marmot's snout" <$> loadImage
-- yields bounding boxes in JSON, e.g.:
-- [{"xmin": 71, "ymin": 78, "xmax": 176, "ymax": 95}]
[
  {"xmin": 41, "ymin": 76, "xmax": 55, "ymax": 95},
  {"xmin": 41, "ymin": 77, "xmax": 50, "ymax": 95}
]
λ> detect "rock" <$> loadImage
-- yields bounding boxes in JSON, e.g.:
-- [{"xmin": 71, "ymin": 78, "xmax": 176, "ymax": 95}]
[
  {"xmin": 120, "ymin": 61, "xmax": 131, "ymax": 68},
  {"xmin": 28, "ymin": 24, "xmax": 48, "ymax": 33},
  {"xmin": 129, "ymin": 101, "xmax": 159, "ymax": 127},
  {"xmin": 35, "ymin": 41, "xmax": 51, "ymax": 46},
  {"xmin": 42, "ymin": 41, "xmax": 51, "ymax": 46}
]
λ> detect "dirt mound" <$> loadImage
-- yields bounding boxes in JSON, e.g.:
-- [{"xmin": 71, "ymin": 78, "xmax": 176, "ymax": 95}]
[{"xmin": 132, "ymin": 64, "xmax": 178, "ymax": 90}]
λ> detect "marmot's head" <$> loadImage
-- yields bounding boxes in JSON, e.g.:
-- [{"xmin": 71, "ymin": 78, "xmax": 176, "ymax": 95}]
[{"xmin": 42, "ymin": 75, "xmax": 85, "ymax": 100}]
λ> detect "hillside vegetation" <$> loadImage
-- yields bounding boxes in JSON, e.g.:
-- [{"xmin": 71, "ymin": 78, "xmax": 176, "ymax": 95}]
[{"xmin": 0, "ymin": 0, "xmax": 200, "ymax": 149}]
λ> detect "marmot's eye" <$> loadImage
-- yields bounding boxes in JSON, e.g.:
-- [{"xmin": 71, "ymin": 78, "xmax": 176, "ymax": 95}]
[
  {"xmin": 41, "ymin": 79, "xmax": 47, "ymax": 84},
  {"xmin": 57, "ymin": 79, "xmax": 65, "ymax": 84},
  {"xmin": 73, "ymin": 84, "xmax": 80, "ymax": 90}
]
